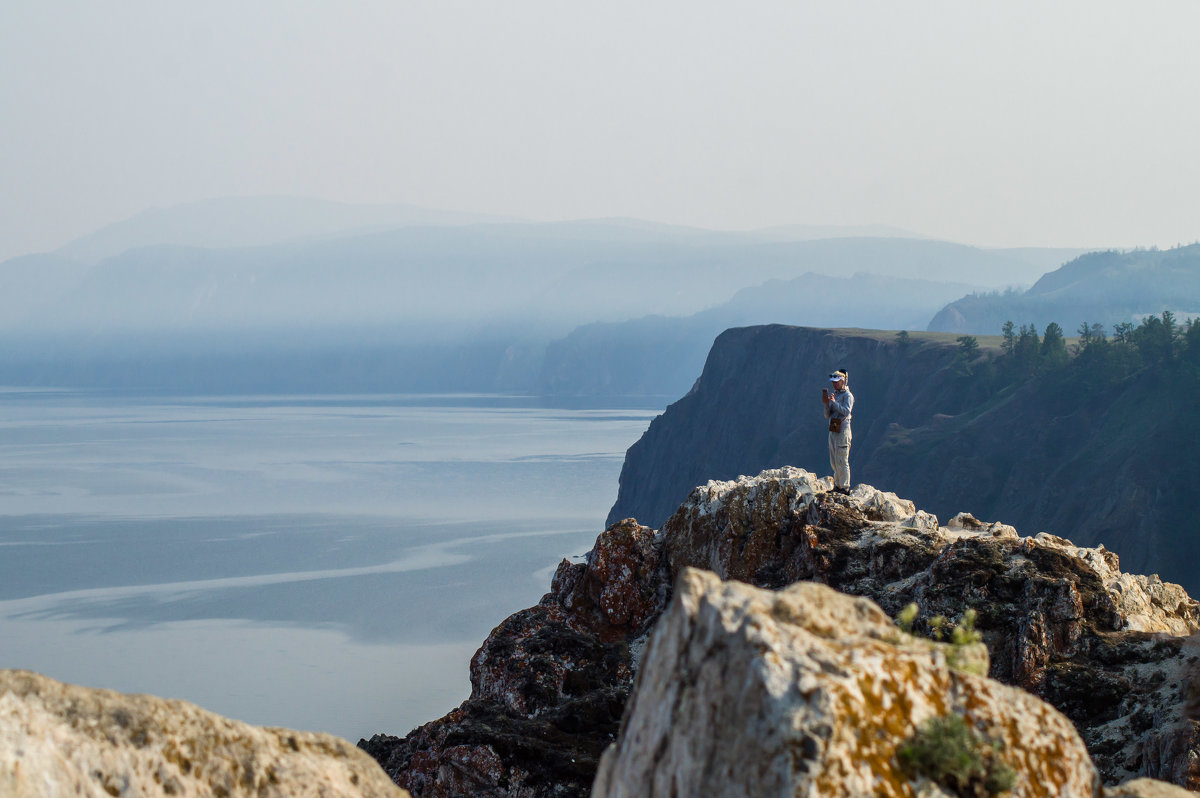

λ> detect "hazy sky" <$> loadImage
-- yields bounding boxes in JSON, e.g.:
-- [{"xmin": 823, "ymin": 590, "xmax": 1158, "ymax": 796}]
[{"xmin": 3, "ymin": 1, "xmax": 1199, "ymax": 261}]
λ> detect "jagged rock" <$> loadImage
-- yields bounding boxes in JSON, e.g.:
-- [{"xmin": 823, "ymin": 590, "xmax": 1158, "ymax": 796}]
[
  {"xmin": 660, "ymin": 468, "xmax": 1200, "ymax": 787},
  {"xmin": 363, "ymin": 468, "xmax": 1200, "ymax": 794},
  {"xmin": 661, "ymin": 467, "xmax": 941, "ymax": 589},
  {"xmin": 361, "ymin": 519, "xmax": 665, "ymax": 797},
  {"xmin": 0, "ymin": 669, "xmax": 407, "ymax": 798},
  {"xmin": 592, "ymin": 568, "xmax": 1099, "ymax": 798}
]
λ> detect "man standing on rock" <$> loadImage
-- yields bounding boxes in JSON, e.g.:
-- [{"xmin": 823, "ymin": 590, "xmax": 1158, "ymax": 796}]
[{"xmin": 822, "ymin": 369, "xmax": 854, "ymax": 494}]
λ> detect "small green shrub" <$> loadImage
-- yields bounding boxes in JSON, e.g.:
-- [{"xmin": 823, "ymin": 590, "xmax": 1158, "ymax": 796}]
[
  {"xmin": 897, "ymin": 714, "xmax": 1016, "ymax": 797},
  {"xmin": 928, "ymin": 614, "xmax": 948, "ymax": 640},
  {"xmin": 951, "ymin": 608, "xmax": 982, "ymax": 646},
  {"xmin": 897, "ymin": 604, "xmax": 979, "ymax": 648},
  {"xmin": 896, "ymin": 602, "xmax": 919, "ymax": 634}
]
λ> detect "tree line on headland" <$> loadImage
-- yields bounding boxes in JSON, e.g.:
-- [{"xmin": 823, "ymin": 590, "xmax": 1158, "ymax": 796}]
[{"xmin": 910, "ymin": 311, "xmax": 1200, "ymax": 416}]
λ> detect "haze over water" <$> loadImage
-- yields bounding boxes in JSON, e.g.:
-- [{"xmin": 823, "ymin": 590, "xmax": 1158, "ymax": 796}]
[{"xmin": 0, "ymin": 389, "xmax": 657, "ymax": 741}]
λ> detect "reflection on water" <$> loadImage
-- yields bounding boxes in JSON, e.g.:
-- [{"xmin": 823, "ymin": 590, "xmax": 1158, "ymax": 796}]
[
  {"xmin": 5, "ymin": 520, "xmax": 586, "ymax": 645},
  {"xmin": 0, "ymin": 614, "xmax": 480, "ymax": 741},
  {"xmin": 0, "ymin": 392, "xmax": 657, "ymax": 740}
]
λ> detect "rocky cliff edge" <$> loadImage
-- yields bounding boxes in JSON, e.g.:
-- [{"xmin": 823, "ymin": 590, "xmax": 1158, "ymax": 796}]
[{"xmin": 363, "ymin": 467, "xmax": 1200, "ymax": 796}]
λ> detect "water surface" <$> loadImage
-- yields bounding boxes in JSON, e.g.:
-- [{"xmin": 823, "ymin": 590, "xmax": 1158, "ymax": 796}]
[{"xmin": 0, "ymin": 390, "xmax": 657, "ymax": 740}]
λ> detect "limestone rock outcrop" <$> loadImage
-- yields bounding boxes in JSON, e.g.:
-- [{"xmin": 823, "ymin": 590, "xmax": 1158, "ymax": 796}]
[
  {"xmin": 0, "ymin": 669, "xmax": 408, "ymax": 798},
  {"xmin": 362, "ymin": 467, "xmax": 1200, "ymax": 796},
  {"xmin": 592, "ymin": 568, "xmax": 1100, "ymax": 797}
]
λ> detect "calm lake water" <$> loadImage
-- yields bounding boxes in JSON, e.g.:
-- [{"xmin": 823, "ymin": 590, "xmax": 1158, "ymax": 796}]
[{"xmin": 0, "ymin": 390, "xmax": 659, "ymax": 741}]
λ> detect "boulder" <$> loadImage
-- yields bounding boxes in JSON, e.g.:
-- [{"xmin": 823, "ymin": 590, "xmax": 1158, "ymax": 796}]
[
  {"xmin": 593, "ymin": 568, "xmax": 1100, "ymax": 798},
  {"xmin": 0, "ymin": 669, "xmax": 407, "ymax": 798}
]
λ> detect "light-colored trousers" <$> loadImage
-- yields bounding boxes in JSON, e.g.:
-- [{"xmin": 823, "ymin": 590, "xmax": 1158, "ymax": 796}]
[{"xmin": 829, "ymin": 427, "xmax": 852, "ymax": 489}]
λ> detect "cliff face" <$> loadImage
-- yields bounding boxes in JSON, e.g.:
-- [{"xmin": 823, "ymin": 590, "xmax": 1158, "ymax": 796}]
[
  {"xmin": 608, "ymin": 325, "xmax": 1200, "ymax": 595},
  {"xmin": 362, "ymin": 468, "xmax": 1200, "ymax": 796}
]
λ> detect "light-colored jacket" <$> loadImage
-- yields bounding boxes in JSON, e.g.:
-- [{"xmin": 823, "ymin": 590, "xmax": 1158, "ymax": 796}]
[{"xmin": 824, "ymin": 388, "xmax": 854, "ymax": 427}]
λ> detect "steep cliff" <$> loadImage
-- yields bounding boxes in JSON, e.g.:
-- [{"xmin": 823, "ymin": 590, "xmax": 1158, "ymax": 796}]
[
  {"xmin": 607, "ymin": 325, "xmax": 1200, "ymax": 594},
  {"xmin": 362, "ymin": 469, "xmax": 1200, "ymax": 796}
]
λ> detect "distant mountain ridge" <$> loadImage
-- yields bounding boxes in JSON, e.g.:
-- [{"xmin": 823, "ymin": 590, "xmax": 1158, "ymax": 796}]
[
  {"xmin": 55, "ymin": 196, "xmax": 518, "ymax": 264},
  {"xmin": 0, "ymin": 198, "xmax": 1095, "ymax": 395},
  {"xmin": 531, "ymin": 234, "xmax": 1092, "ymax": 401},
  {"xmin": 536, "ymin": 271, "xmax": 977, "ymax": 399},
  {"xmin": 2, "ymin": 215, "xmax": 1084, "ymax": 337},
  {"xmin": 54, "ymin": 197, "xmax": 935, "ymax": 266},
  {"xmin": 928, "ymin": 243, "xmax": 1200, "ymax": 335}
]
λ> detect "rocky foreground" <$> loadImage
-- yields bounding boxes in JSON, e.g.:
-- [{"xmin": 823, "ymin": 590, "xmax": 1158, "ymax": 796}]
[
  {"xmin": 362, "ymin": 467, "xmax": 1200, "ymax": 796},
  {"xmin": 0, "ymin": 670, "xmax": 410, "ymax": 797},
  {"xmin": 594, "ymin": 569, "xmax": 1099, "ymax": 797}
]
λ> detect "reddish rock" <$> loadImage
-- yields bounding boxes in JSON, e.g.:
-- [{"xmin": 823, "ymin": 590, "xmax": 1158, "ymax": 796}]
[
  {"xmin": 553, "ymin": 519, "xmax": 664, "ymax": 638},
  {"xmin": 361, "ymin": 519, "xmax": 663, "ymax": 797}
]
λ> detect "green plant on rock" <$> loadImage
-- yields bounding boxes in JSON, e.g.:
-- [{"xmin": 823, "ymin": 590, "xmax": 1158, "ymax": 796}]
[
  {"xmin": 893, "ymin": 605, "xmax": 988, "ymax": 676},
  {"xmin": 928, "ymin": 614, "xmax": 948, "ymax": 640},
  {"xmin": 951, "ymin": 608, "xmax": 982, "ymax": 646},
  {"xmin": 897, "ymin": 713, "xmax": 1016, "ymax": 797}
]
